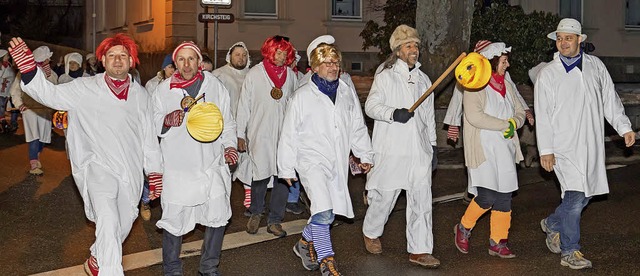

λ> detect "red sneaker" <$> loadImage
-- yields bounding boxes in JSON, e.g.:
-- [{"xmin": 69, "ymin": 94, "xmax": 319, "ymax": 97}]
[
  {"xmin": 488, "ymin": 239, "xmax": 516, "ymax": 258},
  {"xmin": 454, "ymin": 223, "xmax": 470, "ymax": 253},
  {"xmin": 83, "ymin": 255, "xmax": 99, "ymax": 276}
]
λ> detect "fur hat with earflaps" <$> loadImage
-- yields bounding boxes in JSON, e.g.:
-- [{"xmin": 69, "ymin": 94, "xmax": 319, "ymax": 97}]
[{"xmin": 389, "ymin": 24, "xmax": 420, "ymax": 51}]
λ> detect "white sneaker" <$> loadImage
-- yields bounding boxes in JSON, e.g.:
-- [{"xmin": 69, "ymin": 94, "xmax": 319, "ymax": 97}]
[
  {"xmin": 540, "ymin": 219, "xmax": 561, "ymax": 254},
  {"xmin": 561, "ymin": 251, "xmax": 592, "ymax": 269}
]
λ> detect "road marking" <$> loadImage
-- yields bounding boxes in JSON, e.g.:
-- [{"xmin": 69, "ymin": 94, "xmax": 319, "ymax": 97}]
[
  {"xmin": 32, "ymin": 219, "xmax": 308, "ymax": 275},
  {"xmin": 32, "ymin": 192, "xmax": 465, "ymax": 275}
]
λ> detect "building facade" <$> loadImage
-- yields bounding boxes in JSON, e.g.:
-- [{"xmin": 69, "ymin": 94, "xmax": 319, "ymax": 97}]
[
  {"xmin": 509, "ymin": 0, "xmax": 640, "ymax": 82},
  {"xmin": 84, "ymin": 0, "xmax": 385, "ymax": 75}
]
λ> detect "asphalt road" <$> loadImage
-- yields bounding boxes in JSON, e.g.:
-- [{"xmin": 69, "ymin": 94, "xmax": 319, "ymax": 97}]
[{"xmin": 1, "ymin": 125, "xmax": 640, "ymax": 276}]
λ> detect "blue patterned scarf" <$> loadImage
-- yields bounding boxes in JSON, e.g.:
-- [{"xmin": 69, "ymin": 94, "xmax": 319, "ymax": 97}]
[
  {"xmin": 559, "ymin": 50, "xmax": 583, "ymax": 73},
  {"xmin": 311, "ymin": 73, "xmax": 339, "ymax": 104}
]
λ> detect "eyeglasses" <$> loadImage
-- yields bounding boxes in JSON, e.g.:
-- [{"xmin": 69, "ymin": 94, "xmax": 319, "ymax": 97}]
[{"xmin": 322, "ymin": 61, "xmax": 340, "ymax": 67}]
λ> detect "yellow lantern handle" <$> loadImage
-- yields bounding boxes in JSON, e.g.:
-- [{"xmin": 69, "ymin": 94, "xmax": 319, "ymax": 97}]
[{"xmin": 408, "ymin": 52, "xmax": 467, "ymax": 113}]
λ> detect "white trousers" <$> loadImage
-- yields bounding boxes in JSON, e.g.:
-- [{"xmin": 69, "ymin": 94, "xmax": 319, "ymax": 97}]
[
  {"xmin": 362, "ymin": 186, "xmax": 434, "ymax": 254},
  {"xmin": 86, "ymin": 165, "xmax": 136, "ymax": 276}
]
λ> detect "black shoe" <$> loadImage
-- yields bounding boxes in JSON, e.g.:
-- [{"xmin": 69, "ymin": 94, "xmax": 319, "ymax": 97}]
[
  {"xmin": 267, "ymin": 223, "xmax": 287, "ymax": 238},
  {"xmin": 285, "ymin": 202, "xmax": 304, "ymax": 215}
]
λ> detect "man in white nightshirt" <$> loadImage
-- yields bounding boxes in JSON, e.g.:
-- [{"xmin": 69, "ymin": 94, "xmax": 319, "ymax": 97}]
[
  {"xmin": 8, "ymin": 34, "xmax": 162, "ymax": 276},
  {"xmin": 236, "ymin": 35, "xmax": 298, "ymax": 237},
  {"xmin": 152, "ymin": 41, "xmax": 238, "ymax": 276},
  {"xmin": 536, "ymin": 18, "xmax": 635, "ymax": 270},
  {"xmin": 362, "ymin": 24, "xmax": 440, "ymax": 268}
]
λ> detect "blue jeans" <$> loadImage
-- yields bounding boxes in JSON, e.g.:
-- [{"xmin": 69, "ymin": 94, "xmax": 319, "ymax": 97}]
[
  {"xmin": 310, "ymin": 209, "xmax": 335, "ymax": 225},
  {"xmin": 287, "ymin": 180, "xmax": 300, "ymax": 203},
  {"xmin": 249, "ymin": 176, "xmax": 288, "ymax": 224},
  {"xmin": 141, "ymin": 178, "xmax": 150, "ymax": 204},
  {"xmin": 28, "ymin": 140, "xmax": 44, "ymax": 160},
  {"xmin": 162, "ymin": 226, "xmax": 225, "ymax": 275},
  {"xmin": 0, "ymin": 97, "xmax": 8, "ymax": 120},
  {"xmin": 545, "ymin": 191, "xmax": 591, "ymax": 255}
]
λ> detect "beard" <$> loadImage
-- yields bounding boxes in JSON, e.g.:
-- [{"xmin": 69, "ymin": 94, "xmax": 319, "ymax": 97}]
[{"xmin": 231, "ymin": 62, "xmax": 246, "ymax": 70}]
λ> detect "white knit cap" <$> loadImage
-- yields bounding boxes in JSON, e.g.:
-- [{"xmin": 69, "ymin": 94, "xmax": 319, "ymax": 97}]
[
  {"xmin": 477, "ymin": 42, "xmax": 511, "ymax": 60},
  {"xmin": 547, "ymin": 18, "xmax": 587, "ymax": 42},
  {"xmin": 33, "ymin": 46, "xmax": 53, "ymax": 62},
  {"xmin": 64, "ymin": 52, "xmax": 83, "ymax": 75},
  {"xmin": 307, "ymin": 35, "xmax": 335, "ymax": 61}
]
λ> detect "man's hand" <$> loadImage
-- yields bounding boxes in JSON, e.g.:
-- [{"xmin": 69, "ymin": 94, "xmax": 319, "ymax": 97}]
[
  {"xmin": 148, "ymin": 172, "xmax": 163, "ymax": 200},
  {"xmin": 237, "ymin": 138, "xmax": 247, "ymax": 152},
  {"xmin": 8, "ymin": 37, "xmax": 36, "ymax": 74},
  {"xmin": 525, "ymin": 109, "xmax": 535, "ymax": 126},
  {"xmin": 163, "ymin": 109, "xmax": 184, "ymax": 127},
  {"xmin": 624, "ymin": 131, "xmax": 636, "ymax": 147},
  {"xmin": 19, "ymin": 104, "xmax": 27, "ymax": 113},
  {"xmin": 284, "ymin": 178, "xmax": 298, "ymax": 187},
  {"xmin": 447, "ymin": 125, "xmax": 459, "ymax": 142},
  {"xmin": 359, "ymin": 163, "xmax": 373, "ymax": 174},
  {"xmin": 392, "ymin": 108, "xmax": 414, "ymax": 123},
  {"xmin": 540, "ymin": 154, "xmax": 555, "ymax": 172},
  {"xmin": 224, "ymin": 147, "xmax": 239, "ymax": 165}
]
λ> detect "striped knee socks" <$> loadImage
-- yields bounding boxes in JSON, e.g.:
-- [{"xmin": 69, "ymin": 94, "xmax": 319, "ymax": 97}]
[
  {"xmin": 310, "ymin": 223, "xmax": 334, "ymax": 261},
  {"xmin": 243, "ymin": 185, "xmax": 251, "ymax": 209}
]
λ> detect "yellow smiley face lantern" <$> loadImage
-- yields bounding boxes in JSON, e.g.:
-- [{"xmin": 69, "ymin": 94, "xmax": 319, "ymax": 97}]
[
  {"xmin": 53, "ymin": 111, "xmax": 68, "ymax": 129},
  {"xmin": 186, "ymin": 102, "xmax": 224, "ymax": 143},
  {"xmin": 454, "ymin": 52, "xmax": 492, "ymax": 90}
]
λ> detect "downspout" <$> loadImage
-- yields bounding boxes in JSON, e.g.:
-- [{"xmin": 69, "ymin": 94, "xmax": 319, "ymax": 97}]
[{"xmin": 92, "ymin": 0, "xmax": 96, "ymax": 51}]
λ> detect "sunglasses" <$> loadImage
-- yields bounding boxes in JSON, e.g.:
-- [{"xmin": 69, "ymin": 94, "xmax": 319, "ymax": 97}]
[{"xmin": 273, "ymin": 35, "xmax": 290, "ymax": 42}]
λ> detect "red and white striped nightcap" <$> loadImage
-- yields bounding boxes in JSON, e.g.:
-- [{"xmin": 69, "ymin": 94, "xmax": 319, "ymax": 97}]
[
  {"xmin": 172, "ymin": 41, "xmax": 203, "ymax": 62},
  {"xmin": 473, "ymin": 40, "xmax": 492, "ymax": 52}
]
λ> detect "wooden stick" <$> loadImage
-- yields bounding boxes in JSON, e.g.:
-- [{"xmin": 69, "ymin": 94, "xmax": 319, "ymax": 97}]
[{"xmin": 408, "ymin": 52, "xmax": 467, "ymax": 112}]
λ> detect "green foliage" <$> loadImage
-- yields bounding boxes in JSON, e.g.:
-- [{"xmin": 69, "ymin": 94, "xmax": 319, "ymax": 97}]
[
  {"xmin": 360, "ymin": 0, "xmax": 416, "ymax": 61},
  {"xmin": 360, "ymin": 1, "xmax": 560, "ymax": 84},
  {"xmin": 472, "ymin": 3, "xmax": 560, "ymax": 84}
]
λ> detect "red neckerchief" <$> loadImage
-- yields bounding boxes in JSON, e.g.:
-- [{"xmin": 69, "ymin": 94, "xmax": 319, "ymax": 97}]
[
  {"xmin": 104, "ymin": 74, "xmax": 130, "ymax": 101},
  {"xmin": 263, "ymin": 60, "xmax": 287, "ymax": 89},
  {"xmin": 170, "ymin": 68, "xmax": 203, "ymax": 89},
  {"xmin": 488, "ymin": 72, "xmax": 506, "ymax": 98},
  {"xmin": 36, "ymin": 62, "xmax": 52, "ymax": 78},
  {"xmin": 1, "ymin": 61, "xmax": 9, "ymax": 68}
]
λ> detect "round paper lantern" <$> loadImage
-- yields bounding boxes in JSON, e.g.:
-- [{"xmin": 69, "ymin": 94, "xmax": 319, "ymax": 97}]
[
  {"xmin": 455, "ymin": 52, "xmax": 492, "ymax": 90},
  {"xmin": 186, "ymin": 102, "xmax": 224, "ymax": 143},
  {"xmin": 53, "ymin": 111, "xmax": 68, "ymax": 129}
]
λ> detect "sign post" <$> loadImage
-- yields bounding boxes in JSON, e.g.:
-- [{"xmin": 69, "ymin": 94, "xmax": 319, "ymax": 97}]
[{"xmin": 200, "ymin": 0, "xmax": 233, "ymax": 68}]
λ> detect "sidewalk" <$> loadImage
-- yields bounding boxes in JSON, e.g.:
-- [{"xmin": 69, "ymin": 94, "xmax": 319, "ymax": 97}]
[{"xmin": 435, "ymin": 134, "xmax": 640, "ymax": 169}]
